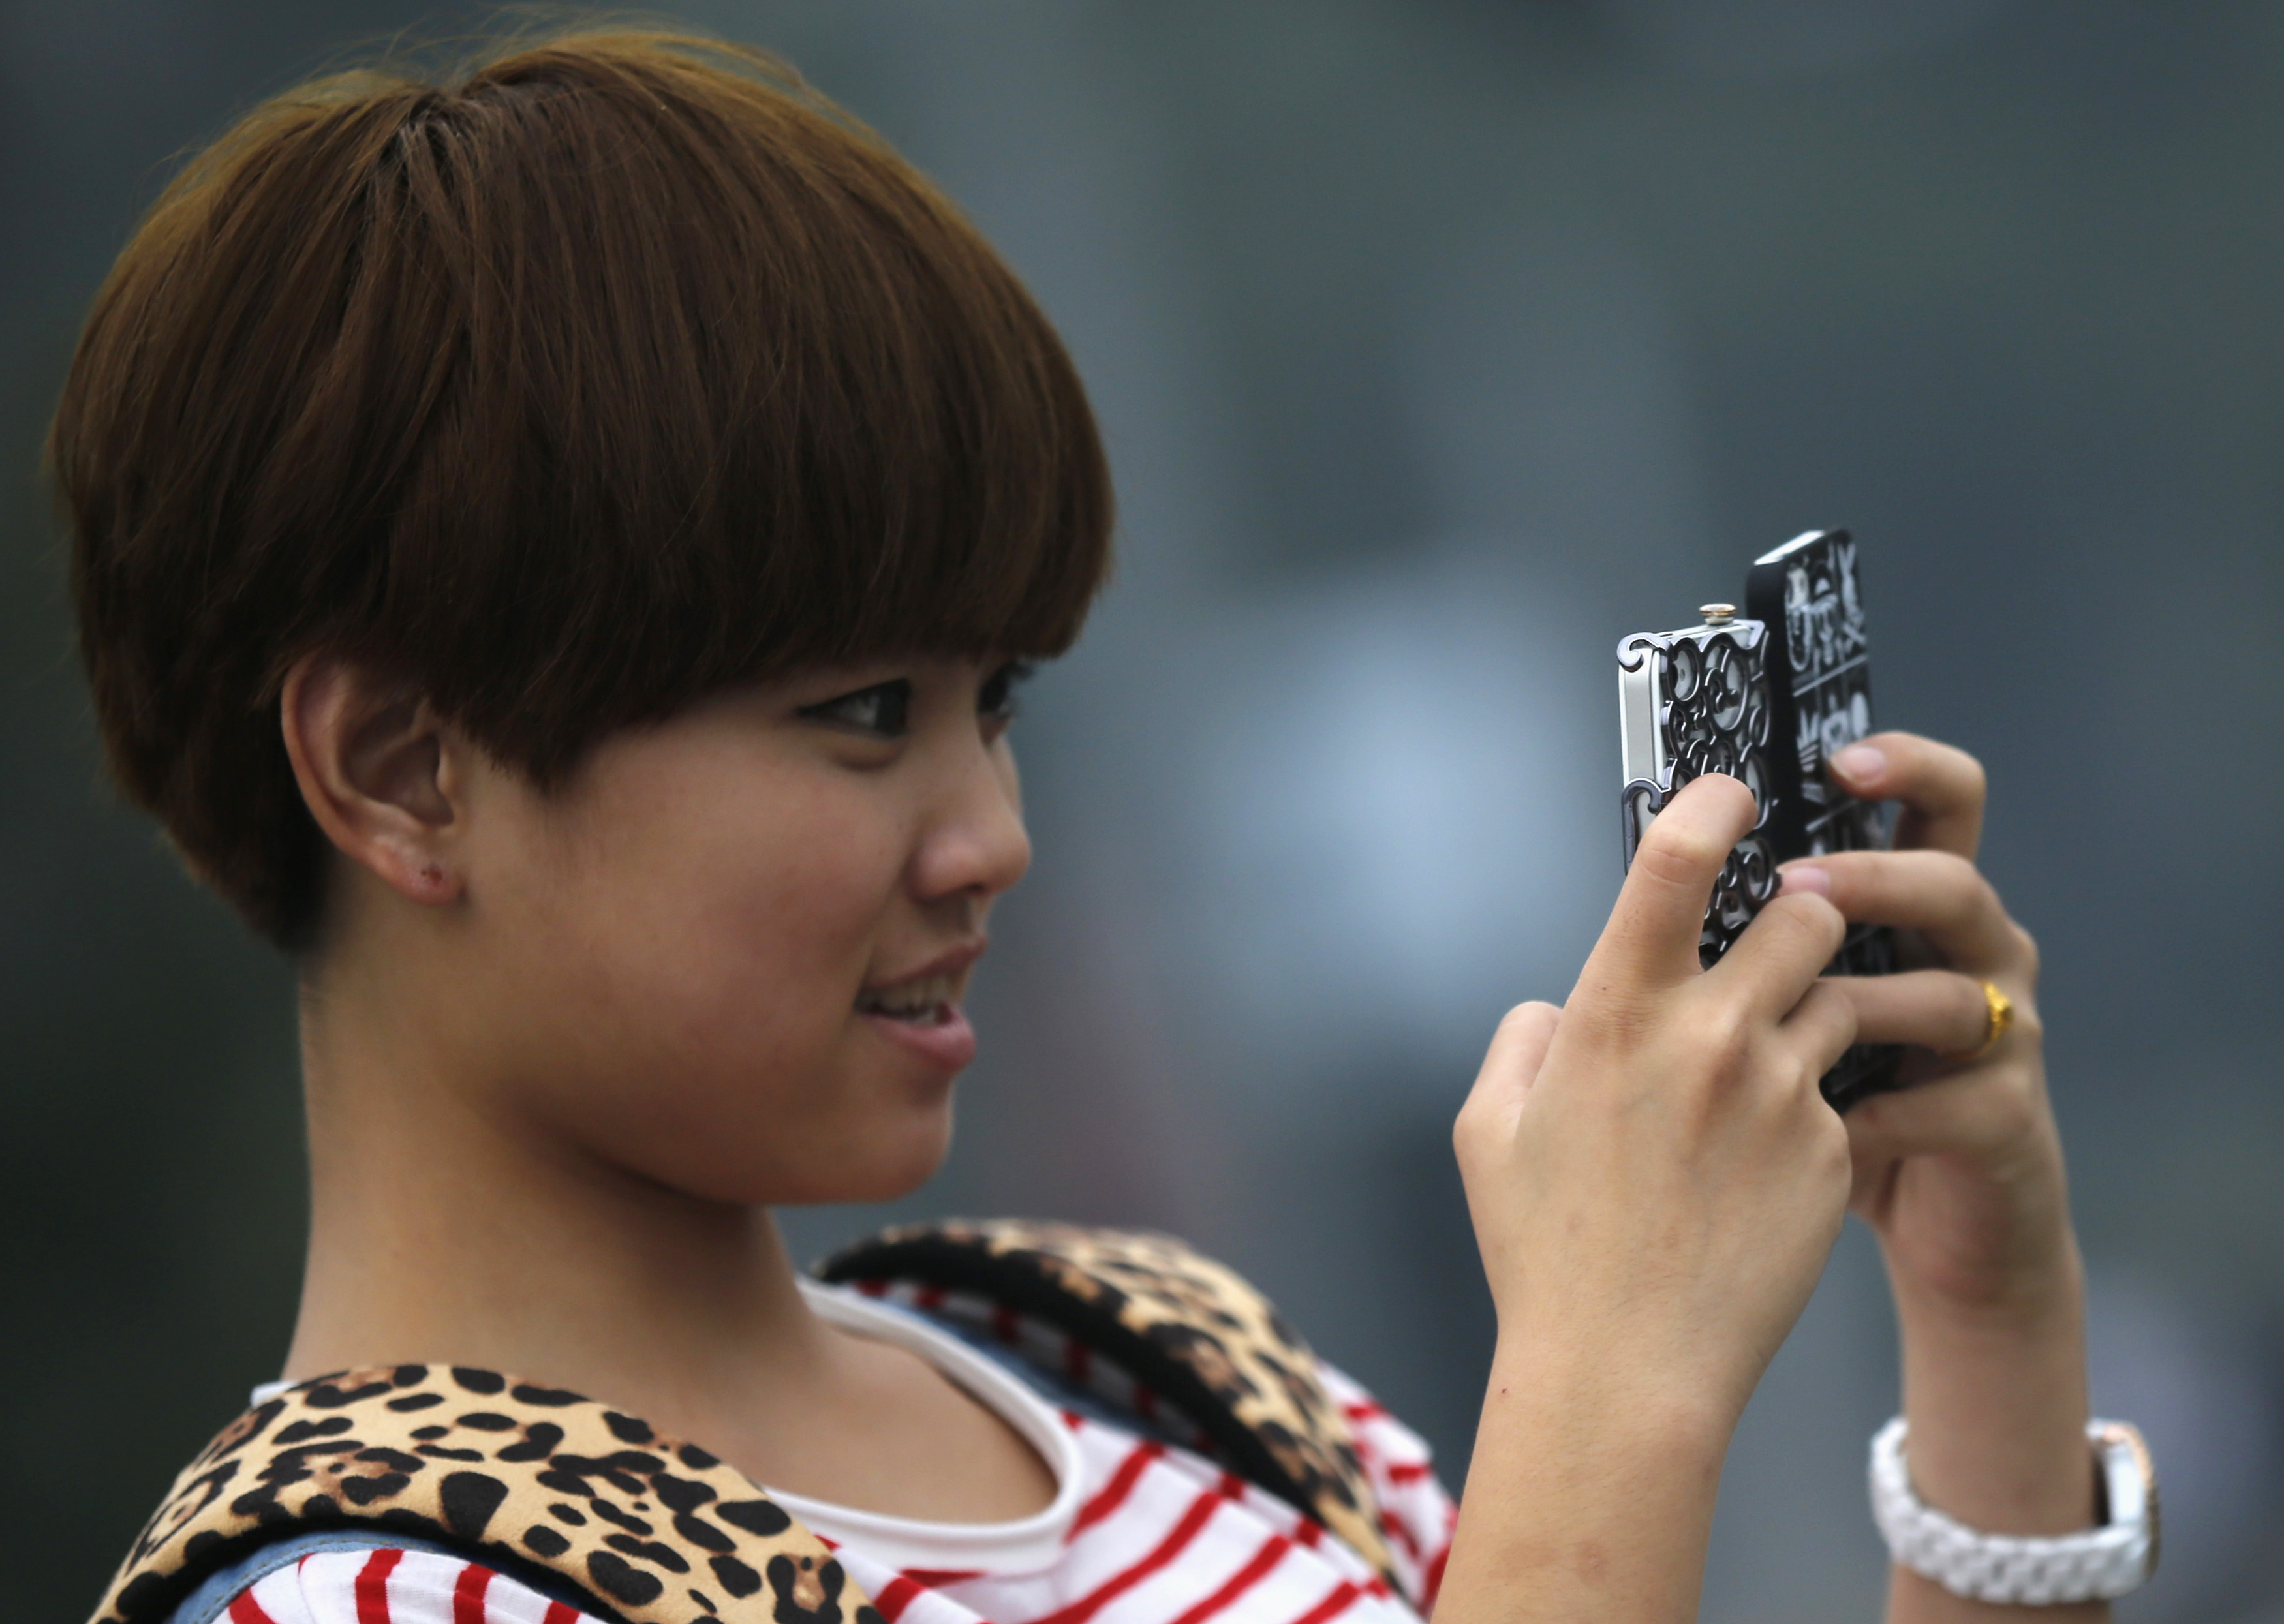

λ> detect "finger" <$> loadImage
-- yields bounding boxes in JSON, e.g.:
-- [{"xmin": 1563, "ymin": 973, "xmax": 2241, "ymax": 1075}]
[
  {"xmin": 1583, "ymin": 773, "xmax": 1760, "ymax": 995},
  {"xmin": 1844, "ymin": 1065, "xmax": 2043, "ymax": 1167},
  {"xmin": 1827, "ymin": 731, "xmax": 1986, "ymax": 859},
  {"xmin": 1777, "ymin": 849, "xmax": 2019, "ymax": 972},
  {"xmin": 1824, "ymin": 969, "xmax": 1994, "ymax": 1056},
  {"xmin": 1705, "ymin": 881, "xmax": 1848, "ymax": 1020},
  {"xmin": 1457, "ymin": 1001, "xmax": 1562, "ymax": 1160},
  {"xmin": 1481, "ymin": 1000, "xmax": 1562, "ymax": 1095},
  {"xmin": 1776, "ymin": 979, "xmax": 1860, "ymax": 1088}
]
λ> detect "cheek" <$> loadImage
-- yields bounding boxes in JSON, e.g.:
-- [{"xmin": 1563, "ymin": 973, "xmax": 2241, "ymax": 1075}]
[
  {"xmin": 461, "ymin": 719, "xmax": 964, "ymax": 1204},
  {"xmin": 596, "ymin": 804, "xmax": 948, "ymax": 1203},
  {"xmin": 477, "ymin": 743, "xmax": 909, "ymax": 1135},
  {"xmin": 577, "ymin": 772, "xmax": 901, "ymax": 1058}
]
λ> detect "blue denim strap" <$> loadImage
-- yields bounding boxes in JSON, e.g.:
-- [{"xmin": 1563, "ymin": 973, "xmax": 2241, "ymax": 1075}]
[{"xmin": 161, "ymin": 1527, "xmax": 619, "ymax": 1624}]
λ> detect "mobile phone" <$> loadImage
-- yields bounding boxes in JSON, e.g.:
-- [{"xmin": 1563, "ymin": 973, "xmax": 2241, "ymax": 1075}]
[{"xmin": 1618, "ymin": 530, "xmax": 1902, "ymax": 1110}]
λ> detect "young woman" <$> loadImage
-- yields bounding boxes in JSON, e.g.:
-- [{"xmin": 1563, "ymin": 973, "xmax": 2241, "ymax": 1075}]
[{"xmin": 51, "ymin": 28, "xmax": 2145, "ymax": 1624}]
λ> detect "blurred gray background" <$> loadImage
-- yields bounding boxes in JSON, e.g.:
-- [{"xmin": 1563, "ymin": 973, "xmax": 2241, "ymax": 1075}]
[{"xmin": 5, "ymin": 1, "xmax": 2281, "ymax": 1619}]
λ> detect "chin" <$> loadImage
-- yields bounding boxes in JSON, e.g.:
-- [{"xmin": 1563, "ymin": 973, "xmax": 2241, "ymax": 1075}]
[
  {"xmin": 678, "ymin": 1094, "xmax": 955, "ymax": 1208},
  {"xmin": 835, "ymin": 1097, "xmax": 957, "ymax": 1203},
  {"xmin": 828, "ymin": 1154, "xmax": 948, "ymax": 1206}
]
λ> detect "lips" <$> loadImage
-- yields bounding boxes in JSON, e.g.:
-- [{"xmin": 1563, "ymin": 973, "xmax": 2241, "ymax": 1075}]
[
  {"xmin": 854, "ymin": 942, "xmax": 985, "ymax": 1069},
  {"xmin": 856, "ymin": 940, "xmax": 985, "ymax": 1022},
  {"xmin": 861, "ymin": 1001, "xmax": 976, "ymax": 1069},
  {"xmin": 857, "ymin": 980, "xmax": 978, "ymax": 1070},
  {"xmin": 854, "ymin": 972, "xmax": 962, "ymax": 1024}
]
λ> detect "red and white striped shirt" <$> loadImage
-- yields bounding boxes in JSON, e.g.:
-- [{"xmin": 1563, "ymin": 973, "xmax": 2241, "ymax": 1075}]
[{"xmin": 217, "ymin": 1286, "xmax": 1456, "ymax": 1624}]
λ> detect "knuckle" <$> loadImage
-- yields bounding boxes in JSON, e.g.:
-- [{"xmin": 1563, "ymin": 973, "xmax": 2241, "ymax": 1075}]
[
  {"xmin": 1951, "ymin": 748, "xmax": 1989, "ymax": 804},
  {"xmin": 1636, "ymin": 824, "xmax": 1725, "ymax": 887},
  {"xmin": 1451, "ymin": 1106, "xmax": 1483, "ymax": 1164},
  {"xmin": 1768, "ymin": 893, "xmax": 1844, "ymax": 954},
  {"xmin": 1926, "ymin": 848, "xmax": 1982, "ymax": 892},
  {"xmin": 1981, "ymin": 1068, "xmax": 2040, "ymax": 1138},
  {"xmin": 1811, "ymin": 894, "xmax": 1849, "ymax": 950},
  {"xmin": 1802, "ymin": 1072, "xmax": 1846, "ymax": 1129},
  {"xmin": 2010, "ymin": 923, "xmax": 2042, "ymax": 982},
  {"xmin": 1929, "ymin": 854, "xmax": 1999, "ymax": 924},
  {"xmin": 1812, "ymin": 983, "xmax": 1860, "ymax": 1047},
  {"xmin": 1498, "ymin": 1000, "xmax": 1555, "ymax": 1037},
  {"xmin": 1813, "ymin": 1112, "xmax": 1853, "ymax": 1178},
  {"xmin": 1804, "ymin": 1041, "xmax": 1842, "ymax": 1099},
  {"xmin": 1695, "ymin": 1002, "xmax": 1753, "ymax": 1077},
  {"xmin": 1451, "ymin": 1089, "xmax": 1501, "ymax": 1165}
]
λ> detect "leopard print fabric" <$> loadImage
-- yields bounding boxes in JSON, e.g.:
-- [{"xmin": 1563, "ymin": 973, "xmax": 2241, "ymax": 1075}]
[
  {"xmin": 98, "ymin": 1223, "xmax": 1392, "ymax": 1623},
  {"xmin": 817, "ymin": 1219, "xmax": 1393, "ymax": 1585},
  {"xmin": 91, "ymin": 1365, "xmax": 874, "ymax": 1624}
]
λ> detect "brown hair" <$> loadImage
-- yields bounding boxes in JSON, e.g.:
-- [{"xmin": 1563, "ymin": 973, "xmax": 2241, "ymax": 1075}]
[{"xmin": 48, "ymin": 29, "xmax": 1112, "ymax": 950}]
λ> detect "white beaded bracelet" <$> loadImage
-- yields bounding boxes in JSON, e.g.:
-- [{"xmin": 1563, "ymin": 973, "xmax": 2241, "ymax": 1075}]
[{"xmin": 1868, "ymin": 1417, "xmax": 2159, "ymax": 1606}]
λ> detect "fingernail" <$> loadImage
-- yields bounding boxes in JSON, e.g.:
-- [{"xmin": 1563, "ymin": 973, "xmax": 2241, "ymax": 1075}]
[
  {"xmin": 1779, "ymin": 863, "xmax": 1831, "ymax": 897},
  {"xmin": 1834, "ymin": 744, "xmax": 1887, "ymax": 784}
]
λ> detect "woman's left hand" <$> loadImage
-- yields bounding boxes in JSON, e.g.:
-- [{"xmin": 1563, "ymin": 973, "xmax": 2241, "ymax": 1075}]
[
  {"xmin": 1789, "ymin": 732, "xmax": 2106, "ymax": 1621},
  {"xmin": 1782, "ymin": 731, "xmax": 2073, "ymax": 1321}
]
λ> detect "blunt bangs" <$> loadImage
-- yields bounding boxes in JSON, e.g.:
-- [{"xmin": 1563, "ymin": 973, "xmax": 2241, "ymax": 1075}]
[{"xmin": 51, "ymin": 30, "xmax": 1113, "ymax": 947}]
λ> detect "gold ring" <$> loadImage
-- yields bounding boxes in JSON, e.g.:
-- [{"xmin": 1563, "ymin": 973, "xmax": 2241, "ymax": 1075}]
[{"xmin": 1949, "ymin": 979, "xmax": 2013, "ymax": 1064}]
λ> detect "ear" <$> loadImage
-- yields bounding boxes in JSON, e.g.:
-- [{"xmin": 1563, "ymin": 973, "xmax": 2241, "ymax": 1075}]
[{"xmin": 279, "ymin": 653, "xmax": 467, "ymax": 907}]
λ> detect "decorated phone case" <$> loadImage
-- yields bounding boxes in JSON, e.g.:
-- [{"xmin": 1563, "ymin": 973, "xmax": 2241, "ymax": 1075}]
[
  {"xmin": 1618, "ymin": 530, "xmax": 1903, "ymax": 1111},
  {"xmin": 1617, "ymin": 607, "xmax": 1777, "ymax": 968}
]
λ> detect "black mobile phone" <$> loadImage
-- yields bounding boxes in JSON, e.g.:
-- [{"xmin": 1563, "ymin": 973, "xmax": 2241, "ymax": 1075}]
[{"xmin": 1617, "ymin": 529, "xmax": 1902, "ymax": 1111}]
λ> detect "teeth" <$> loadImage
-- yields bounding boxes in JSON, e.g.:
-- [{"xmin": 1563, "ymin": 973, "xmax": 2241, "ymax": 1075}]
[{"xmin": 857, "ymin": 973, "xmax": 958, "ymax": 1021}]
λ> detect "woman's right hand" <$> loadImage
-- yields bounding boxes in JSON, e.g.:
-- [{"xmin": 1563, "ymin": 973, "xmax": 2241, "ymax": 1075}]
[
  {"xmin": 1440, "ymin": 773, "xmax": 1862, "ymax": 1623},
  {"xmin": 1456, "ymin": 773, "xmax": 1859, "ymax": 1415}
]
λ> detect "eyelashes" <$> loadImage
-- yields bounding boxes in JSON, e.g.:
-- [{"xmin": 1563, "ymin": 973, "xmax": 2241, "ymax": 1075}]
[
  {"xmin": 796, "ymin": 662, "xmax": 1032, "ymax": 741},
  {"xmin": 798, "ymin": 678, "xmax": 911, "ymax": 737},
  {"xmin": 978, "ymin": 660, "xmax": 1033, "ymax": 723}
]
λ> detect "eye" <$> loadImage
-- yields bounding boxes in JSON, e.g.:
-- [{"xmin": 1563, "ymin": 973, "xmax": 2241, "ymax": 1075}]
[
  {"xmin": 798, "ymin": 679, "xmax": 912, "ymax": 738},
  {"xmin": 977, "ymin": 661, "xmax": 1033, "ymax": 725}
]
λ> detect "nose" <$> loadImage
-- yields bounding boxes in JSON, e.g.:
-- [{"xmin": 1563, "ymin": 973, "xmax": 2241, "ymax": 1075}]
[{"xmin": 909, "ymin": 733, "xmax": 1032, "ymax": 908}]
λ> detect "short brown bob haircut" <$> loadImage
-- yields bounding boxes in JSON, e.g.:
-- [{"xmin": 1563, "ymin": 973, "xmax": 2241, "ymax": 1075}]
[{"xmin": 50, "ymin": 29, "xmax": 1113, "ymax": 951}]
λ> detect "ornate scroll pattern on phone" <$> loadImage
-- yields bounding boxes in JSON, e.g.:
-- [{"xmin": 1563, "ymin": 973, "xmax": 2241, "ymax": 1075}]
[{"xmin": 1617, "ymin": 621, "xmax": 1775, "ymax": 968}]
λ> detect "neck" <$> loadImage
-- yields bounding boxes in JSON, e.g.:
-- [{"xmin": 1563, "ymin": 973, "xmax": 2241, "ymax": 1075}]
[
  {"xmin": 286, "ymin": 960, "xmax": 829, "ymax": 1432},
  {"xmin": 277, "ymin": 904, "xmax": 1061, "ymax": 1529}
]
